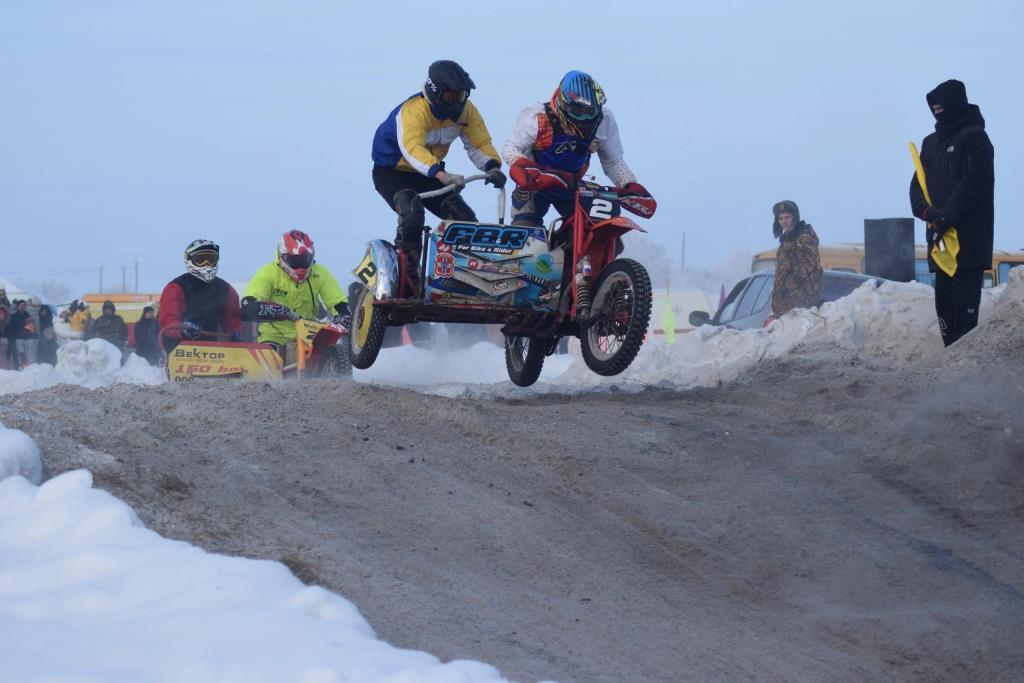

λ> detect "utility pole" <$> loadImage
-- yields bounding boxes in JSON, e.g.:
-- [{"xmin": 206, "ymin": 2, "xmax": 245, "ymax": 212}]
[
  {"xmin": 122, "ymin": 265, "xmax": 127, "ymax": 293},
  {"xmin": 134, "ymin": 259, "xmax": 139, "ymax": 293},
  {"xmin": 680, "ymin": 232, "xmax": 686, "ymax": 275},
  {"xmin": 99, "ymin": 265, "xmax": 104, "ymax": 293}
]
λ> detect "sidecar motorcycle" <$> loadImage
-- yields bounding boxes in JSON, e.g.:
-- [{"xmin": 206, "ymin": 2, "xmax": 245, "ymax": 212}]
[{"xmin": 349, "ymin": 175, "xmax": 652, "ymax": 387}]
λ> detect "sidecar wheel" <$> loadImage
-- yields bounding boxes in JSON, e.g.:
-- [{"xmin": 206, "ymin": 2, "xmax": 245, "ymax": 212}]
[
  {"xmin": 580, "ymin": 258, "xmax": 652, "ymax": 376},
  {"xmin": 350, "ymin": 285, "xmax": 386, "ymax": 369},
  {"xmin": 504, "ymin": 335, "xmax": 545, "ymax": 387}
]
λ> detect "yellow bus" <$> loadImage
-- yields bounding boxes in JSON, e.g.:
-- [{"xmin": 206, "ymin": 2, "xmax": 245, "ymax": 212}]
[{"xmin": 751, "ymin": 243, "xmax": 1024, "ymax": 288}]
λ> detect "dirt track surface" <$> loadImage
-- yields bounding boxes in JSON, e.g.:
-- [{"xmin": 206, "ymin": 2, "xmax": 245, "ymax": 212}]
[{"xmin": 2, "ymin": 342, "xmax": 1023, "ymax": 682}]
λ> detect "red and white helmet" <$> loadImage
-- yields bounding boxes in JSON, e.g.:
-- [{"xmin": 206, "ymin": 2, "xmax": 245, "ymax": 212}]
[{"xmin": 277, "ymin": 230, "xmax": 315, "ymax": 283}]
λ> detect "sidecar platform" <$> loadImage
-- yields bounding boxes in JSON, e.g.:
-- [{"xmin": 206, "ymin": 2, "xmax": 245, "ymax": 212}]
[{"xmin": 372, "ymin": 298, "xmax": 524, "ymax": 325}]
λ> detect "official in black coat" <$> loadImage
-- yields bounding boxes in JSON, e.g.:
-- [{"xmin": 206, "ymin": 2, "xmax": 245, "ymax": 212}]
[{"xmin": 909, "ymin": 79, "xmax": 995, "ymax": 347}]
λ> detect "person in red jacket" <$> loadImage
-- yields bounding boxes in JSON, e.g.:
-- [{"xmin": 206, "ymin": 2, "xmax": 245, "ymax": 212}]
[{"xmin": 159, "ymin": 239, "xmax": 241, "ymax": 353}]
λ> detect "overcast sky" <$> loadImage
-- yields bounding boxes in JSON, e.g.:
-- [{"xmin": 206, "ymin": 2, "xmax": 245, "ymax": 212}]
[{"xmin": 1, "ymin": 0, "xmax": 1021, "ymax": 297}]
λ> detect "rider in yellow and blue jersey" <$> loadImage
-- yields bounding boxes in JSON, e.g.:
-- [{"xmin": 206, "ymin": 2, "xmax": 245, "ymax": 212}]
[{"xmin": 371, "ymin": 60, "xmax": 507, "ymax": 284}]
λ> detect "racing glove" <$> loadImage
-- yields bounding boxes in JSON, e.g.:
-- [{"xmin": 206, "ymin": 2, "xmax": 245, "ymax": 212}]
[
  {"xmin": 181, "ymin": 321, "xmax": 201, "ymax": 340},
  {"xmin": 617, "ymin": 182, "xmax": 658, "ymax": 218},
  {"xmin": 484, "ymin": 167, "xmax": 507, "ymax": 189},
  {"xmin": 240, "ymin": 296, "xmax": 298, "ymax": 322},
  {"xmin": 509, "ymin": 157, "xmax": 574, "ymax": 192},
  {"xmin": 331, "ymin": 302, "xmax": 351, "ymax": 330},
  {"xmin": 440, "ymin": 172, "xmax": 466, "ymax": 189}
]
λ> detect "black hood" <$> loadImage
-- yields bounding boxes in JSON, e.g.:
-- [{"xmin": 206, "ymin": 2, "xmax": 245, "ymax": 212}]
[
  {"xmin": 927, "ymin": 79, "xmax": 968, "ymax": 120},
  {"xmin": 934, "ymin": 102, "xmax": 985, "ymax": 141}
]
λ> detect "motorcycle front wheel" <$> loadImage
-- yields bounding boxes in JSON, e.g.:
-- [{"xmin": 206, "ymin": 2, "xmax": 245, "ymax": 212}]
[
  {"xmin": 580, "ymin": 258, "xmax": 652, "ymax": 376},
  {"xmin": 349, "ymin": 285, "xmax": 386, "ymax": 369},
  {"xmin": 504, "ymin": 334, "xmax": 546, "ymax": 387}
]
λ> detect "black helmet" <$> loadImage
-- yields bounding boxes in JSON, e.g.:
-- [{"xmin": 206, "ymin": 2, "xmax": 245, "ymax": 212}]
[{"xmin": 424, "ymin": 60, "xmax": 476, "ymax": 121}]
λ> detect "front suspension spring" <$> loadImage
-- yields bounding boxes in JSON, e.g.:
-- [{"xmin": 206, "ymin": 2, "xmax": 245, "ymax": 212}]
[{"xmin": 574, "ymin": 274, "xmax": 592, "ymax": 320}]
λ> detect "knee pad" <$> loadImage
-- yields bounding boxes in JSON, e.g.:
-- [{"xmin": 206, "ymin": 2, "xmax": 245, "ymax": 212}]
[
  {"xmin": 393, "ymin": 190, "xmax": 425, "ymax": 248},
  {"xmin": 440, "ymin": 195, "xmax": 478, "ymax": 222}
]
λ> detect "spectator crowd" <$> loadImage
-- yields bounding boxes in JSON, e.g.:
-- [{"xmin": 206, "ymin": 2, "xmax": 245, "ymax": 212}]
[{"xmin": 0, "ymin": 294, "xmax": 159, "ymax": 371}]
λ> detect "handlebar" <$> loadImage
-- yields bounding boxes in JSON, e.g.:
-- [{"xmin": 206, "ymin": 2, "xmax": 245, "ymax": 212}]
[
  {"xmin": 416, "ymin": 172, "xmax": 489, "ymax": 198},
  {"xmin": 418, "ymin": 173, "xmax": 506, "ymax": 225},
  {"xmin": 159, "ymin": 323, "xmax": 235, "ymax": 342}
]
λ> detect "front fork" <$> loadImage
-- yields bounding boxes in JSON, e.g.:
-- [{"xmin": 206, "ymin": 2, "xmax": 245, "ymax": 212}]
[{"xmin": 569, "ymin": 207, "xmax": 617, "ymax": 324}]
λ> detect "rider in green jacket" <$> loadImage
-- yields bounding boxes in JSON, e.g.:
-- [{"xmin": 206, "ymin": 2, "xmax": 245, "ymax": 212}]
[{"xmin": 241, "ymin": 230, "xmax": 350, "ymax": 347}]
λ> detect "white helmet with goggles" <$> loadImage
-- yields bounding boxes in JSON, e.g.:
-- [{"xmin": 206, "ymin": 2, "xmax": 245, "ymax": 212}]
[{"xmin": 185, "ymin": 239, "xmax": 220, "ymax": 283}]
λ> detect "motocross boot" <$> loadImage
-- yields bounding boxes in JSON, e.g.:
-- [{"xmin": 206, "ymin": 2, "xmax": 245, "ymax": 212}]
[{"xmin": 394, "ymin": 189, "xmax": 426, "ymax": 296}]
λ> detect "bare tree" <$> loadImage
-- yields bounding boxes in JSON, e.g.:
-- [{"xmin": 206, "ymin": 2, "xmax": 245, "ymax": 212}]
[
  {"xmin": 620, "ymin": 233, "xmax": 674, "ymax": 290},
  {"xmin": 620, "ymin": 233, "xmax": 751, "ymax": 304},
  {"xmin": 27, "ymin": 280, "xmax": 73, "ymax": 305}
]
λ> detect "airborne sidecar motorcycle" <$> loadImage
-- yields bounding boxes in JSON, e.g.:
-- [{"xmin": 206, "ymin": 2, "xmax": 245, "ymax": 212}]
[{"xmin": 349, "ymin": 174, "xmax": 652, "ymax": 387}]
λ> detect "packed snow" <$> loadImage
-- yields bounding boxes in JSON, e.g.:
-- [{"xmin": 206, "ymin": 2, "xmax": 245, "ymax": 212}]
[
  {"xmin": 0, "ymin": 439, "xmax": 514, "ymax": 682},
  {"xmin": 556, "ymin": 276, "xmax": 1014, "ymax": 389},
  {"xmin": 3, "ymin": 277, "xmax": 1017, "ymax": 399},
  {"xmin": 0, "ymin": 339, "xmax": 165, "ymax": 396},
  {"xmin": 1, "ymin": 273, "xmax": 1021, "ymax": 682},
  {"xmin": 357, "ymin": 341, "xmax": 574, "ymax": 387},
  {"xmin": 0, "ymin": 421, "xmax": 44, "ymax": 485}
]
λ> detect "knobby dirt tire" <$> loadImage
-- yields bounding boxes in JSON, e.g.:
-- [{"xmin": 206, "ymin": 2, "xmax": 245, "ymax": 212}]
[
  {"xmin": 505, "ymin": 335, "xmax": 546, "ymax": 387},
  {"xmin": 580, "ymin": 258, "xmax": 652, "ymax": 377},
  {"xmin": 349, "ymin": 285, "xmax": 386, "ymax": 369},
  {"xmin": 317, "ymin": 344, "xmax": 353, "ymax": 379}
]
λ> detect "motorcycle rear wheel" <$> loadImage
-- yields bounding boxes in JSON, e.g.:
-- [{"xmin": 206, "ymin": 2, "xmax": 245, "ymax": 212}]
[
  {"xmin": 350, "ymin": 285, "xmax": 386, "ymax": 369},
  {"xmin": 316, "ymin": 344, "xmax": 352, "ymax": 379},
  {"xmin": 504, "ymin": 335, "xmax": 545, "ymax": 387},
  {"xmin": 580, "ymin": 258, "xmax": 652, "ymax": 376}
]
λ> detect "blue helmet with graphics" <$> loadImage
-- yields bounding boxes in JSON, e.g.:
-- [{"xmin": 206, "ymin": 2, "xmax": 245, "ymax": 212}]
[{"xmin": 555, "ymin": 70, "xmax": 606, "ymax": 122}]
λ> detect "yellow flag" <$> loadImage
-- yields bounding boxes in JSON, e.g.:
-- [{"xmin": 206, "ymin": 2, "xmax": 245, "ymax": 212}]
[
  {"xmin": 662, "ymin": 297, "xmax": 676, "ymax": 344},
  {"xmin": 909, "ymin": 142, "xmax": 959, "ymax": 277}
]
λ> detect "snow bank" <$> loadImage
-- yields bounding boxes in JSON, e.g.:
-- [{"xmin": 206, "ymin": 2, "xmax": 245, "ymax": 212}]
[
  {"xmin": 0, "ymin": 468, "xmax": 512, "ymax": 682},
  {"xmin": 557, "ymin": 279, "xmax": 1008, "ymax": 390},
  {"xmin": 0, "ymin": 339, "xmax": 165, "ymax": 395},
  {"xmin": 0, "ymin": 421, "xmax": 44, "ymax": 485},
  {"xmin": 944, "ymin": 266, "xmax": 1024, "ymax": 368}
]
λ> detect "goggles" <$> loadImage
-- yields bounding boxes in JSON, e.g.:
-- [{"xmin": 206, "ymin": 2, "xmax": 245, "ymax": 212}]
[
  {"xmin": 187, "ymin": 250, "xmax": 219, "ymax": 267},
  {"xmin": 564, "ymin": 101, "xmax": 600, "ymax": 121},
  {"xmin": 282, "ymin": 252, "xmax": 314, "ymax": 269},
  {"xmin": 439, "ymin": 89, "xmax": 469, "ymax": 105}
]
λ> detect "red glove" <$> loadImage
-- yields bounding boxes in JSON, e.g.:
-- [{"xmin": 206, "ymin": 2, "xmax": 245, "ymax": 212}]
[
  {"xmin": 617, "ymin": 182, "xmax": 657, "ymax": 218},
  {"xmin": 509, "ymin": 158, "xmax": 575, "ymax": 192}
]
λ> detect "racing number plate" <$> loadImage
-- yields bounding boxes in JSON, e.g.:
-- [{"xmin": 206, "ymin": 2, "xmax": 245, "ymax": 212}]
[{"xmin": 353, "ymin": 253, "xmax": 378, "ymax": 288}]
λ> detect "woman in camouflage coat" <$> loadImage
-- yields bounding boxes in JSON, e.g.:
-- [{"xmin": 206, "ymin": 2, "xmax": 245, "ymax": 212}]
[{"xmin": 770, "ymin": 200, "xmax": 823, "ymax": 318}]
